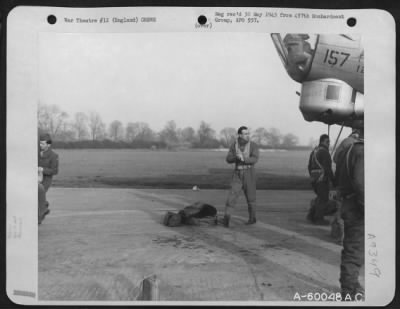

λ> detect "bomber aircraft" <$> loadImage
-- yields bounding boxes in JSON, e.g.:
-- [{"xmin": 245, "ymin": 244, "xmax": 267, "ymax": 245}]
[{"xmin": 271, "ymin": 33, "xmax": 364, "ymax": 141}]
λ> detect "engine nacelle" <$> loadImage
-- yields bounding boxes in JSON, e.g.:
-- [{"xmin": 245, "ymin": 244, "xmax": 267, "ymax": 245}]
[{"xmin": 299, "ymin": 79, "xmax": 364, "ymax": 126}]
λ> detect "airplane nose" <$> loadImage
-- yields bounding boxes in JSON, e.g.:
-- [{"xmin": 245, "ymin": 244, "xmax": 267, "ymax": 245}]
[{"xmin": 271, "ymin": 33, "xmax": 316, "ymax": 82}]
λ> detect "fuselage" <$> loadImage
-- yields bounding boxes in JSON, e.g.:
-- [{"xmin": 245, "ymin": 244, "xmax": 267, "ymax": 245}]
[{"xmin": 271, "ymin": 34, "xmax": 364, "ymax": 127}]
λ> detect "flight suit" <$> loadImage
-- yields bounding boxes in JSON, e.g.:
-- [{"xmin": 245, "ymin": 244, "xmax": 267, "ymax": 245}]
[
  {"xmin": 39, "ymin": 148, "xmax": 59, "ymax": 192},
  {"xmin": 333, "ymin": 133, "xmax": 360, "ymax": 165},
  {"xmin": 225, "ymin": 140, "xmax": 259, "ymax": 223},
  {"xmin": 38, "ymin": 147, "xmax": 59, "ymax": 222},
  {"xmin": 335, "ymin": 141, "xmax": 364, "ymax": 300},
  {"xmin": 307, "ymin": 144, "xmax": 336, "ymax": 223}
]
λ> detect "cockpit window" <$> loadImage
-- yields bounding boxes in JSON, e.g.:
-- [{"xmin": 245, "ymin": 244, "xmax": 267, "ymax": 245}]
[
  {"xmin": 271, "ymin": 33, "xmax": 317, "ymax": 82},
  {"xmin": 271, "ymin": 34, "xmax": 289, "ymax": 66},
  {"xmin": 283, "ymin": 34, "xmax": 314, "ymax": 72}
]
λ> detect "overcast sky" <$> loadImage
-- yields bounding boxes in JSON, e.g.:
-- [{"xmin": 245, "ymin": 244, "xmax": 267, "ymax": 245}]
[{"xmin": 39, "ymin": 32, "xmax": 350, "ymax": 145}]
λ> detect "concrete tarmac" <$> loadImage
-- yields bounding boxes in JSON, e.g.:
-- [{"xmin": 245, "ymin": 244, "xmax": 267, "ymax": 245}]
[{"xmin": 38, "ymin": 188, "xmax": 364, "ymax": 302}]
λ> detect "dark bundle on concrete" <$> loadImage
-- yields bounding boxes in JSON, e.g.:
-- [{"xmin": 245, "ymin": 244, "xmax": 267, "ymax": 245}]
[{"xmin": 163, "ymin": 202, "xmax": 217, "ymax": 227}]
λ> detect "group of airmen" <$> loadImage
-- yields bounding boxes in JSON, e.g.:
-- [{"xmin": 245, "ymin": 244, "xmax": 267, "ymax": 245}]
[
  {"xmin": 37, "ymin": 125, "xmax": 364, "ymax": 301},
  {"xmin": 221, "ymin": 126, "xmax": 364, "ymax": 301}
]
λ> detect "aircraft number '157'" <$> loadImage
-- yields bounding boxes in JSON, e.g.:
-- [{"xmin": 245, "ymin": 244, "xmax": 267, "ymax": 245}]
[{"xmin": 323, "ymin": 49, "xmax": 350, "ymax": 67}]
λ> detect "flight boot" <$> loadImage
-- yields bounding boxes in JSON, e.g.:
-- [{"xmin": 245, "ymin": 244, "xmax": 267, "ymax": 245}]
[
  {"xmin": 245, "ymin": 217, "xmax": 257, "ymax": 225},
  {"xmin": 223, "ymin": 214, "xmax": 231, "ymax": 228},
  {"xmin": 246, "ymin": 204, "xmax": 257, "ymax": 225}
]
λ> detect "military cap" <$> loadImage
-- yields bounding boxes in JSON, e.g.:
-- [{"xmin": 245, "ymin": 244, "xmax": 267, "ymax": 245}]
[{"xmin": 39, "ymin": 133, "xmax": 52, "ymax": 142}]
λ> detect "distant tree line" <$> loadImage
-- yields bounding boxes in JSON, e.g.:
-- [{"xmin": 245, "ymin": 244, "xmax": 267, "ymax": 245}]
[{"xmin": 38, "ymin": 104, "xmax": 307, "ymax": 149}]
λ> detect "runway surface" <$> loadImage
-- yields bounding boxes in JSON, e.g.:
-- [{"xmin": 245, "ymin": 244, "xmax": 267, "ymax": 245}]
[{"xmin": 38, "ymin": 188, "xmax": 364, "ymax": 302}]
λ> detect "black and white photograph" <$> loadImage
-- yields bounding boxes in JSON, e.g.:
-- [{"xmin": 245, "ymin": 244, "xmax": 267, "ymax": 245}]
[{"xmin": 5, "ymin": 6, "xmax": 396, "ymax": 306}]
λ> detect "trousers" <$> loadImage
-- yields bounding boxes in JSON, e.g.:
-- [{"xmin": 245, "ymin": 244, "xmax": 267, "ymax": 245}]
[
  {"xmin": 38, "ymin": 183, "xmax": 48, "ymax": 223},
  {"xmin": 42, "ymin": 176, "xmax": 53, "ymax": 192},
  {"xmin": 225, "ymin": 169, "xmax": 256, "ymax": 219},
  {"xmin": 340, "ymin": 196, "xmax": 364, "ymax": 298},
  {"xmin": 310, "ymin": 181, "xmax": 336, "ymax": 221}
]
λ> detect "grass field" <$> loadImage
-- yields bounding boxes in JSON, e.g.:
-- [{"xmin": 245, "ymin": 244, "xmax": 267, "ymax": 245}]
[{"xmin": 53, "ymin": 149, "xmax": 312, "ymax": 190}]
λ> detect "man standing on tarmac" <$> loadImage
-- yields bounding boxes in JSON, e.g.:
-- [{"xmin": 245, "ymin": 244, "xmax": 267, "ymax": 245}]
[
  {"xmin": 38, "ymin": 133, "xmax": 59, "ymax": 224},
  {"xmin": 335, "ymin": 129, "xmax": 364, "ymax": 301},
  {"xmin": 307, "ymin": 134, "xmax": 337, "ymax": 225},
  {"xmin": 223, "ymin": 126, "xmax": 260, "ymax": 227}
]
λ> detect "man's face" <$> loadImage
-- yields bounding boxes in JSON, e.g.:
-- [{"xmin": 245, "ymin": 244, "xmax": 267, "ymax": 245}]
[
  {"xmin": 239, "ymin": 129, "xmax": 250, "ymax": 142},
  {"xmin": 39, "ymin": 141, "xmax": 50, "ymax": 151},
  {"xmin": 323, "ymin": 138, "xmax": 330, "ymax": 148}
]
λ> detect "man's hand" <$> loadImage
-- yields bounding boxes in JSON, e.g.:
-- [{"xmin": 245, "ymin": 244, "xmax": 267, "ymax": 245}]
[{"xmin": 237, "ymin": 154, "xmax": 245, "ymax": 162}]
